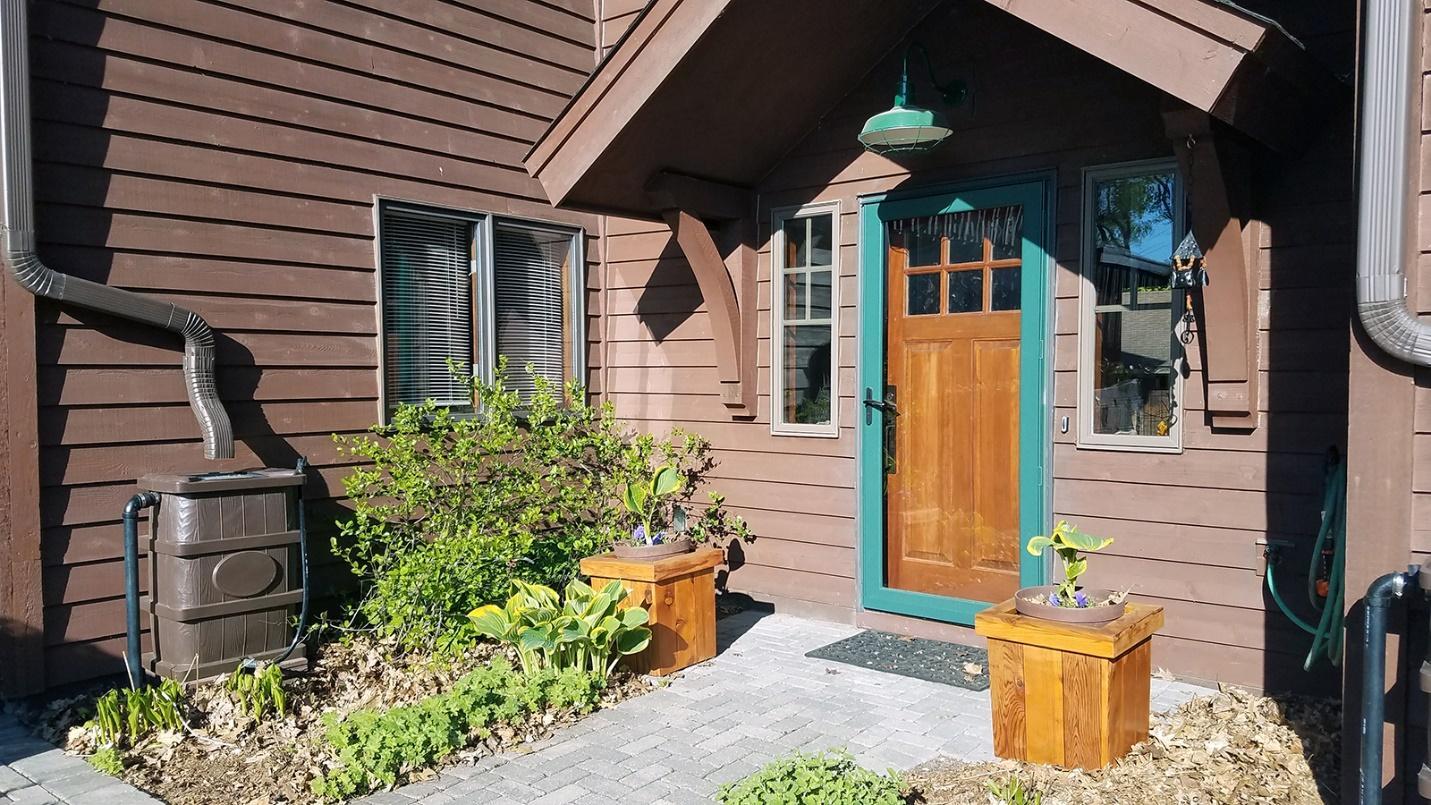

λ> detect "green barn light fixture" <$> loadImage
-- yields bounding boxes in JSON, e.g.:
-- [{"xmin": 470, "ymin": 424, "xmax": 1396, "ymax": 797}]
[{"xmin": 858, "ymin": 43, "xmax": 966, "ymax": 156}]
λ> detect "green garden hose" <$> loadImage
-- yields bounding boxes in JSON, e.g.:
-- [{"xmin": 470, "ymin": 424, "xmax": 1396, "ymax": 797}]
[{"xmin": 1264, "ymin": 456, "xmax": 1345, "ymax": 671}]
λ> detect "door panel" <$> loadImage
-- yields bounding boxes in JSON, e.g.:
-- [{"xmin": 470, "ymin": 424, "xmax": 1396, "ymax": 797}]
[{"xmin": 884, "ymin": 206, "xmax": 1024, "ymax": 603}]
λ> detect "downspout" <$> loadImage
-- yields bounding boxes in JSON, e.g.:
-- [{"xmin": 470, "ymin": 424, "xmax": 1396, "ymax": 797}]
[
  {"xmin": 1355, "ymin": 0, "xmax": 1431, "ymax": 366},
  {"xmin": 0, "ymin": 0, "xmax": 233, "ymax": 459}
]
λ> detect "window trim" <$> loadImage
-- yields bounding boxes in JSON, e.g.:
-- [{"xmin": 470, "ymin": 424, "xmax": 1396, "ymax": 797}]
[
  {"xmin": 1076, "ymin": 159, "xmax": 1186, "ymax": 453},
  {"xmin": 373, "ymin": 197, "xmax": 586, "ymax": 420},
  {"xmin": 770, "ymin": 200, "xmax": 841, "ymax": 438}
]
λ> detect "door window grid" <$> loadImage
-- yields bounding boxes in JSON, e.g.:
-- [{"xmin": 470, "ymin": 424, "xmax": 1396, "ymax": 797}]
[{"xmin": 897, "ymin": 212, "xmax": 1022, "ymax": 317}]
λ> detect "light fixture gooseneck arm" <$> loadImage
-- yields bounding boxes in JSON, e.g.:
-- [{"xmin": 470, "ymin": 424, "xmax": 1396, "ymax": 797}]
[{"xmin": 898, "ymin": 43, "xmax": 967, "ymax": 108}]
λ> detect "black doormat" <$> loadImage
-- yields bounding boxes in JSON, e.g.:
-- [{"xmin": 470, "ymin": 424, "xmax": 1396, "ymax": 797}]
[{"xmin": 805, "ymin": 630, "xmax": 990, "ymax": 691}]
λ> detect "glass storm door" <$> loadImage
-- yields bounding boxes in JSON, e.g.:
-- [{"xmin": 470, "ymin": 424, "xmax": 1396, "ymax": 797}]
[{"xmin": 859, "ymin": 179, "xmax": 1048, "ymax": 623}]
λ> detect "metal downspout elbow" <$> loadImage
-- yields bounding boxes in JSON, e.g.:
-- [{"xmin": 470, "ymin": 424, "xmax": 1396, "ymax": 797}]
[
  {"xmin": 0, "ymin": 0, "xmax": 233, "ymax": 459},
  {"xmin": 1355, "ymin": 0, "xmax": 1431, "ymax": 367}
]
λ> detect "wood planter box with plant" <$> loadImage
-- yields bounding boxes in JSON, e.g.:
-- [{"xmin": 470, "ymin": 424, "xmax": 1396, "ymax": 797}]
[
  {"xmin": 579, "ymin": 462, "xmax": 745, "ymax": 676},
  {"xmin": 975, "ymin": 522, "xmax": 1164, "ymax": 770}
]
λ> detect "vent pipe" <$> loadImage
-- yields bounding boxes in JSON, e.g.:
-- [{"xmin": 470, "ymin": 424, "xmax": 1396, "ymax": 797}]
[
  {"xmin": 1355, "ymin": 0, "xmax": 1431, "ymax": 367},
  {"xmin": 0, "ymin": 1, "xmax": 233, "ymax": 459}
]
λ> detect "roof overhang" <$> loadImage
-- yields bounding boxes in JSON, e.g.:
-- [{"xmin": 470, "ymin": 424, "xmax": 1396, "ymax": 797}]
[{"xmin": 525, "ymin": 0, "xmax": 1335, "ymax": 221}]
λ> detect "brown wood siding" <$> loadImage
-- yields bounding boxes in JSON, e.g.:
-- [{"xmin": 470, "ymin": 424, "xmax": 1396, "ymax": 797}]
[
  {"xmin": 595, "ymin": 0, "xmax": 1354, "ymax": 692},
  {"xmin": 598, "ymin": 0, "xmax": 647, "ymax": 57},
  {"xmin": 27, "ymin": 0, "xmax": 598, "ymax": 687}
]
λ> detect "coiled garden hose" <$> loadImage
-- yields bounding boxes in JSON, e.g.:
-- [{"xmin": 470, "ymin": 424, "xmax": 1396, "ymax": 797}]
[{"xmin": 1265, "ymin": 456, "xmax": 1346, "ymax": 671}]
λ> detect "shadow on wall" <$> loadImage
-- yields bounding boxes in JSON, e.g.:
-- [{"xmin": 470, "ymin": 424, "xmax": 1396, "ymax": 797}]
[{"xmin": 27, "ymin": 2, "xmax": 351, "ymax": 690}]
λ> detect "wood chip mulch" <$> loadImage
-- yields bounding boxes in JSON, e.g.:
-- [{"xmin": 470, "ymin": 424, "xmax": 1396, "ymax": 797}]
[
  {"xmin": 22, "ymin": 637, "xmax": 655, "ymax": 805},
  {"xmin": 907, "ymin": 687, "xmax": 1339, "ymax": 805}
]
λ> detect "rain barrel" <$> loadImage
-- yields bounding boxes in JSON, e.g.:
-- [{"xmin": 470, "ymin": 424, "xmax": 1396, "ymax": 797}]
[{"xmin": 139, "ymin": 469, "xmax": 307, "ymax": 681}]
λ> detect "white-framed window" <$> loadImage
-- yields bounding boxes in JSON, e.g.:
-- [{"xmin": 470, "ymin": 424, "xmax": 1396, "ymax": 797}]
[
  {"xmin": 771, "ymin": 201, "xmax": 840, "ymax": 437},
  {"xmin": 376, "ymin": 199, "xmax": 585, "ymax": 415},
  {"xmin": 1077, "ymin": 160, "xmax": 1186, "ymax": 452}
]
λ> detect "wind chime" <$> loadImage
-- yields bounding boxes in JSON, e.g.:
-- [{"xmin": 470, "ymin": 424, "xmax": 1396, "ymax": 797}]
[{"xmin": 1170, "ymin": 228, "xmax": 1209, "ymax": 347}]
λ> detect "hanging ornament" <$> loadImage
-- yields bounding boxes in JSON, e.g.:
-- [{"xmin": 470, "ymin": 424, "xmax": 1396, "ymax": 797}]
[{"xmin": 1170, "ymin": 230, "xmax": 1207, "ymax": 345}]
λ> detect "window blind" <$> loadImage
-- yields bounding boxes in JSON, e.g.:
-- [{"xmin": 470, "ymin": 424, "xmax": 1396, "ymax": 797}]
[
  {"xmin": 492, "ymin": 223, "xmax": 570, "ymax": 401},
  {"xmin": 380, "ymin": 209, "xmax": 474, "ymax": 408}
]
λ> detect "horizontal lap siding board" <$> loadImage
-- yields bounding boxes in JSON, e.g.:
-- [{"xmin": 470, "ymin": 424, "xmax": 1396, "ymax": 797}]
[
  {"xmin": 593, "ymin": 1, "xmax": 1353, "ymax": 691},
  {"xmin": 30, "ymin": 0, "xmax": 599, "ymax": 685}
]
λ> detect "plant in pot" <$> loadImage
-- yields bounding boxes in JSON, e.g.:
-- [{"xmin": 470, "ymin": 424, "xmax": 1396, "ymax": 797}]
[
  {"xmin": 616, "ymin": 463, "xmax": 692, "ymax": 558},
  {"xmin": 1016, "ymin": 521, "xmax": 1126, "ymax": 623}
]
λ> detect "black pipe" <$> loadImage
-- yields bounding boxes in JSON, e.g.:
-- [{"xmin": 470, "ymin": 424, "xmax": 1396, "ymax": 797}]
[
  {"xmin": 272, "ymin": 457, "xmax": 310, "ymax": 666},
  {"xmin": 122, "ymin": 492, "xmax": 159, "ymax": 689},
  {"xmin": 1361, "ymin": 568, "xmax": 1417, "ymax": 804}
]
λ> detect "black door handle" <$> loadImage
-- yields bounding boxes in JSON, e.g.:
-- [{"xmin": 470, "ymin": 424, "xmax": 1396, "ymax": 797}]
[{"xmin": 863, "ymin": 388, "xmax": 899, "ymax": 424}]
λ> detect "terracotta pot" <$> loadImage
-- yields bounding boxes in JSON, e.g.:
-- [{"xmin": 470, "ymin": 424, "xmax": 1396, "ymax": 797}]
[
  {"xmin": 1013, "ymin": 585, "xmax": 1127, "ymax": 624},
  {"xmin": 611, "ymin": 537, "xmax": 695, "ymax": 559}
]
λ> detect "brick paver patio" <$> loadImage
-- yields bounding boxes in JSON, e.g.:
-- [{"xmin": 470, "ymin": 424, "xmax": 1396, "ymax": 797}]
[{"xmin": 0, "ymin": 611, "xmax": 1207, "ymax": 804}]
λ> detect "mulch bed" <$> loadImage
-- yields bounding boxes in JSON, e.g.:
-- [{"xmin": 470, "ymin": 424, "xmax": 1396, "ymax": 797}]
[
  {"xmin": 907, "ymin": 687, "xmax": 1339, "ymax": 804},
  {"xmin": 22, "ymin": 637, "xmax": 653, "ymax": 805}
]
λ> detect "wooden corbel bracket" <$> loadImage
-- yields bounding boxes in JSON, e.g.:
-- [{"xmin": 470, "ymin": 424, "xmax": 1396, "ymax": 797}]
[
  {"xmin": 1165, "ymin": 109, "xmax": 1258, "ymax": 430},
  {"xmin": 649, "ymin": 172, "xmax": 757, "ymax": 416}
]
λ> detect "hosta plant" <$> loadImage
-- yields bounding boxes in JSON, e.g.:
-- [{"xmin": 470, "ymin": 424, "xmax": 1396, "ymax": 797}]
[
  {"xmin": 1025, "ymin": 520, "xmax": 1115, "ymax": 608},
  {"xmin": 622, "ymin": 463, "xmax": 684, "ymax": 546},
  {"xmin": 468, "ymin": 578, "xmax": 652, "ymax": 680},
  {"xmin": 225, "ymin": 661, "xmax": 287, "ymax": 721}
]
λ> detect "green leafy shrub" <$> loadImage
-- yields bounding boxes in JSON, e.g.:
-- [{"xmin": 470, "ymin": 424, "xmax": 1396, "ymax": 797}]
[
  {"xmin": 717, "ymin": 750, "xmax": 906, "ymax": 805},
  {"xmin": 89, "ymin": 678, "xmax": 186, "ymax": 747},
  {"xmin": 224, "ymin": 662, "xmax": 287, "ymax": 721},
  {"xmin": 310, "ymin": 657, "xmax": 601, "ymax": 800},
  {"xmin": 468, "ymin": 579, "xmax": 651, "ymax": 680},
  {"xmin": 87, "ymin": 746, "xmax": 124, "ymax": 775},
  {"xmin": 334, "ymin": 361, "xmax": 748, "ymax": 652}
]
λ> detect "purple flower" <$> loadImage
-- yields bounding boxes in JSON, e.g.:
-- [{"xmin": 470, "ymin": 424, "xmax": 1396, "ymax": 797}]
[
  {"xmin": 1074, "ymin": 591, "xmax": 1089, "ymax": 608},
  {"xmin": 633, "ymin": 524, "xmax": 648, "ymax": 544},
  {"xmin": 1047, "ymin": 591, "xmax": 1061, "ymax": 607},
  {"xmin": 652, "ymin": 531, "xmax": 666, "ymax": 545}
]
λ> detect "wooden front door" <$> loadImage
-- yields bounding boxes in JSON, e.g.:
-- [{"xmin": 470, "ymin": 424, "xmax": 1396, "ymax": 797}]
[{"xmin": 883, "ymin": 205, "xmax": 1025, "ymax": 603}]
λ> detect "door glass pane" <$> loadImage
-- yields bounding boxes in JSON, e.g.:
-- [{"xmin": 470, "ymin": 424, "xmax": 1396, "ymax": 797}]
[
  {"xmin": 947, "ymin": 270, "xmax": 983, "ymax": 313},
  {"xmin": 948, "ymin": 230, "xmax": 983, "ymax": 264},
  {"xmin": 906, "ymin": 230, "xmax": 942, "ymax": 267},
  {"xmin": 991, "ymin": 235, "xmax": 1019, "ymax": 260},
  {"xmin": 809, "ymin": 270, "xmax": 832, "ymax": 319},
  {"xmin": 990, "ymin": 267, "xmax": 1020, "ymax": 311},
  {"xmin": 1089, "ymin": 170, "xmax": 1178, "ymax": 436},
  {"xmin": 783, "ymin": 218, "xmax": 809, "ymax": 268},
  {"xmin": 782, "ymin": 324, "xmax": 832, "ymax": 425},
  {"xmin": 907, "ymin": 272, "xmax": 940, "ymax": 315}
]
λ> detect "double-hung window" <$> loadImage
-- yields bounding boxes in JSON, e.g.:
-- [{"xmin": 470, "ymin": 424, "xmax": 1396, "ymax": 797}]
[
  {"xmin": 771, "ymin": 202, "xmax": 840, "ymax": 436},
  {"xmin": 377, "ymin": 201, "xmax": 584, "ymax": 415},
  {"xmin": 1077, "ymin": 160, "xmax": 1185, "ymax": 451}
]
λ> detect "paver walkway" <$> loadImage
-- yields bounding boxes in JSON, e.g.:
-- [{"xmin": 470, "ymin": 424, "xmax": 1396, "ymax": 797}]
[
  {"xmin": 0, "ymin": 611, "xmax": 1207, "ymax": 805},
  {"xmin": 0, "ymin": 714, "xmax": 156, "ymax": 804},
  {"xmin": 363, "ymin": 611, "xmax": 1207, "ymax": 805}
]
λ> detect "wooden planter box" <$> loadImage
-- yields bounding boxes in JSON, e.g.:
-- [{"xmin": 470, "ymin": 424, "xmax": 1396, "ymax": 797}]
[
  {"xmin": 974, "ymin": 599, "xmax": 1164, "ymax": 770},
  {"xmin": 579, "ymin": 548, "xmax": 722, "ymax": 676}
]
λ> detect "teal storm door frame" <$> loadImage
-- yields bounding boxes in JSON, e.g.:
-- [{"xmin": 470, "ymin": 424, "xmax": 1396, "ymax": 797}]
[{"xmin": 856, "ymin": 176, "xmax": 1053, "ymax": 625}]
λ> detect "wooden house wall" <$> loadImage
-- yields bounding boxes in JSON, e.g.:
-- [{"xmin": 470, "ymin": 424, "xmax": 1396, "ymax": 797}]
[
  {"xmin": 597, "ymin": 0, "xmax": 646, "ymax": 57},
  {"xmin": 23, "ymin": 0, "xmax": 600, "ymax": 687},
  {"xmin": 595, "ymin": 1, "xmax": 1355, "ymax": 691}
]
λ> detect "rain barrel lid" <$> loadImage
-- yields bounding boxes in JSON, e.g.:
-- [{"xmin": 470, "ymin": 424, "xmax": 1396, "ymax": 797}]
[{"xmin": 139, "ymin": 468, "xmax": 305, "ymax": 494}]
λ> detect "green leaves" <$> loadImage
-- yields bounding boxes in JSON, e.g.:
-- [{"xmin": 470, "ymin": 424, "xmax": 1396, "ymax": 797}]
[
  {"xmin": 310, "ymin": 660, "xmax": 603, "ymax": 801},
  {"xmin": 225, "ymin": 662, "xmax": 287, "ymax": 721},
  {"xmin": 332, "ymin": 359, "xmax": 747, "ymax": 653},
  {"xmin": 717, "ymin": 750, "xmax": 906, "ymax": 805},
  {"xmin": 88, "ymin": 678, "xmax": 186, "ymax": 748},
  {"xmin": 467, "ymin": 578, "xmax": 653, "ymax": 681},
  {"xmin": 1025, "ymin": 521, "xmax": 1113, "ymax": 605}
]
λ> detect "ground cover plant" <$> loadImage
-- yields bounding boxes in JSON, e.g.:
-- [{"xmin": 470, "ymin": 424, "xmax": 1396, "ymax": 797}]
[
  {"xmin": 35, "ymin": 633, "xmax": 653, "ymax": 805},
  {"xmin": 717, "ymin": 749, "xmax": 908, "ymax": 805},
  {"xmin": 333, "ymin": 363, "xmax": 748, "ymax": 653}
]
